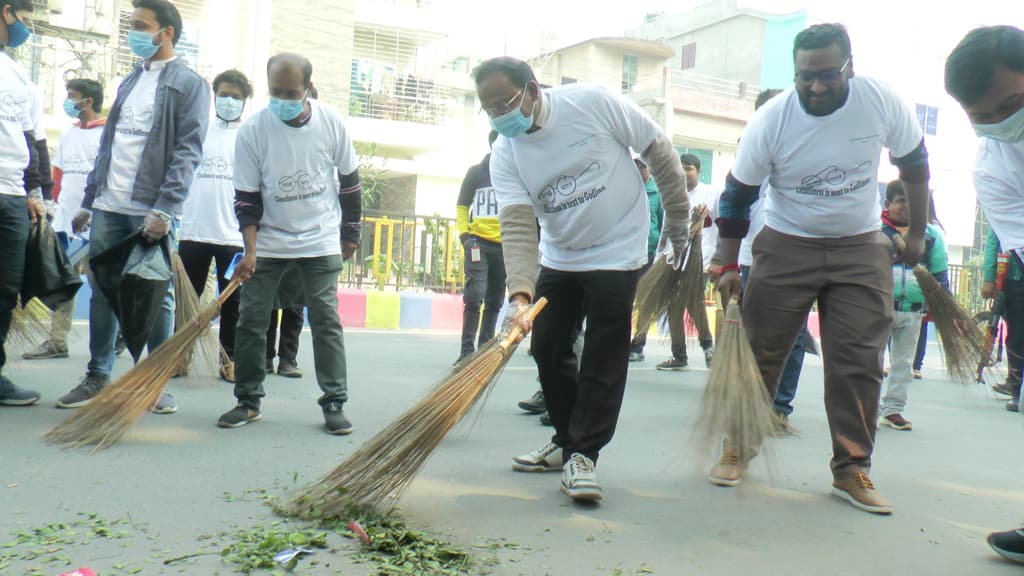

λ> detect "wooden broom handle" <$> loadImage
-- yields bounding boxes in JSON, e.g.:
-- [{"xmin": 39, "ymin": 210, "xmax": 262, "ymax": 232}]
[
  {"xmin": 216, "ymin": 277, "xmax": 242, "ymax": 307},
  {"xmin": 500, "ymin": 297, "xmax": 548, "ymax": 347}
]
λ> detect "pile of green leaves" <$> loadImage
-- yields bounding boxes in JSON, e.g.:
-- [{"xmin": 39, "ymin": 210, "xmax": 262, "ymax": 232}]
[
  {"xmin": 340, "ymin": 514, "xmax": 471, "ymax": 576},
  {"xmin": 0, "ymin": 513, "xmax": 139, "ymax": 574},
  {"xmin": 220, "ymin": 524, "xmax": 328, "ymax": 574}
]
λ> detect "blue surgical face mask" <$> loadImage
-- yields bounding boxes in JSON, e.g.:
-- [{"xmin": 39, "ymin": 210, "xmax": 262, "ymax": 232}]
[
  {"xmin": 63, "ymin": 98, "xmax": 83, "ymax": 119},
  {"xmin": 4, "ymin": 12, "xmax": 30, "ymax": 49},
  {"xmin": 215, "ymin": 96, "xmax": 244, "ymax": 122},
  {"xmin": 489, "ymin": 101, "xmax": 534, "ymax": 139},
  {"xmin": 269, "ymin": 94, "xmax": 306, "ymax": 123},
  {"xmin": 973, "ymin": 105, "xmax": 1024, "ymax": 143},
  {"xmin": 127, "ymin": 28, "xmax": 164, "ymax": 60}
]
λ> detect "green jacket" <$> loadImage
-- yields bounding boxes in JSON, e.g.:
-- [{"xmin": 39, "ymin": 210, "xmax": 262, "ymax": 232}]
[
  {"xmin": 983, "ymin": 228, "xmax": 1024, "ymax": 283},
  {"xmin": 882, "ymin": 221, "xmax": 948, "ymax": 310},
  {"xmin": 645, "ymin": 177, "xmax": 663, "ymax": 256}
]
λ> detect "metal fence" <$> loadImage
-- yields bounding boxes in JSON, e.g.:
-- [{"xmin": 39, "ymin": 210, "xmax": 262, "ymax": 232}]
[{"xmin": 948, "ymin": 263, "xmax": 987, "ymax": 316}]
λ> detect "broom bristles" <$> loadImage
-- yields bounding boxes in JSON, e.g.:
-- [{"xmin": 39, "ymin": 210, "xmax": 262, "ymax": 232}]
[
  {"xmin": 913, "ymin": 265, "xmax": 988, "ymax": 383},
  {"xmin": 279, "ymin": 298, "xmax": 548, "ymax": 519},
  {"xmin": 7, "ymin": 297, "xmax": 52, "ymax": 357},
  {"xmin": 695, "ymin": 298, "xmax": 776, "ymax": 461},
  {"xmin": 634, "ymin": 208, "xmax": 708, "ymax": 338},
  {"xmin": 172, "ymin": 253, "xmax": 222, "ymax": 380}
]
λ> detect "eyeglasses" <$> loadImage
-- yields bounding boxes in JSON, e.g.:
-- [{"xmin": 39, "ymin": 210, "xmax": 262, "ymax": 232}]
[
  {"xmin": 480, "ymin": 87, "xmax": 525, "ymax": 117},
  {"xmin": 794, "ymin": 59, "xmax": 850, "ymax": 86}
]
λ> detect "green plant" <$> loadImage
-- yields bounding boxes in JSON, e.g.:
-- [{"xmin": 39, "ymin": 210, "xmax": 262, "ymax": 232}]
[{"xmin": 355, "ymin": 142, "xmax": 389, "ymax": 210}]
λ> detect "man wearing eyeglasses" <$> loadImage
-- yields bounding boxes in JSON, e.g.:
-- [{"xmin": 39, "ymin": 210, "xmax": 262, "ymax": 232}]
[
  {"xmin": 708, "ymin": 23, "xmax": 930, "ymax": 515},
  {"xmin": 473, "ymin": 57, "xmax": 691, "ymax": 502}
]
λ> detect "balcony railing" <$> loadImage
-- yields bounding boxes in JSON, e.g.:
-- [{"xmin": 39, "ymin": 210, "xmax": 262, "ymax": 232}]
[{"xmin": 670, "ymin": 71, "xmax": 761, "ymax": 121}]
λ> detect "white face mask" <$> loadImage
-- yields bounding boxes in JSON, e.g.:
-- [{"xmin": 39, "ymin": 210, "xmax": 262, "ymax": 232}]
[{"xmin": 973, "ymin": 105, "xmax": 1024, "ymax": 143}]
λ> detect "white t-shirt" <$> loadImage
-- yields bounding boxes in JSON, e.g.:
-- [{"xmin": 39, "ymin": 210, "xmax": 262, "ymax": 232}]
[
  {"xmin": 97, "ymin": 59, "xmax": 169, "ymax": 215},
  {"xmin": 974, "ymin": 138, "xmax": 1024, "ymax": 257},
  {"xmin": 731, "ymin": 77, "xmax": 922, "ymax": 238},
  {"xmin": 234, "ymin": 100, "xmax": 358, "ymax": 258},
  {"xmin": 52, "ymin": 122, "xmax": 104, "ymax": 234},
  {"xmin": 688, "ymin": 182, "xmax": 720, "ymax": 270},
  {"xmin": 180, "ymin": 120, "xmax": 243, "ymax": 246},
  {"xmin": 491, "ymin": 84, "xmax": 661, "ymax": 271},
  {"xmin": 0, "ymin": 53, "xmax": 33, "ymax": 196}
]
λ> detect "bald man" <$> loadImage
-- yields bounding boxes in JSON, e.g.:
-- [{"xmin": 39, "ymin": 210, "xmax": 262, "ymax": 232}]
[{"xmin": 220, "ymin": 53, "xmax": 362, "ymax": 435}]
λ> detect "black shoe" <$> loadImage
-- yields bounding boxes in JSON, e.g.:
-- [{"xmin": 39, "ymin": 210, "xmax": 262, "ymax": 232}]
[
  {"xmin": 1007, "ymin": 399, "xmax": 1020, "ymax": 413},
  {"xmin": 218, "ymin": 404, "xmax": 261, "ymax": 428},
  {"xmin": 453, "ymin": 353, "xmax": 472, "ymax": 367},
  {"xmin": 989, "ymin": 529, "xmax": 1024, "ymax": 564},
  {"xmin": 265, "ymin": 358, "xmax": 275, "ymax": 373},
  {"xmin": 518, "ymin": 390, "xmax": 546, "ymax": 414},
  {"xmin": 277, "ymin": 361, "xmax": 303, "ymax": 378},
  {"xmin": 993, "ymin": 382, "xmax": 1019, "ymax": 398},
  {"xmin": 323, "ymin": 402, "xmax": 353, "ymax": 435},
  {"xmin": 56, "ymin": 373, "xmax": 108, "ymax": 408},
  {"xmin": 628, "ymin": 351, "xmax": 644, "ymax": 362},
  {"xmin": 539, "ymin": 411, "xmax": 552, "ymax": 426},
  {"xmin": 656, "ymin": 358, "xmax": 688, "ymax": 371},
  {"xmin": 114, "ymin": 332, "xmax": 127, "ymax": 357}
]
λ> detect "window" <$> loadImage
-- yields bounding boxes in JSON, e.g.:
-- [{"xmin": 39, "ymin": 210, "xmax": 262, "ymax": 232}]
[
  {"xmin": 561, "ymin": 76, "xmax": 577, "ymax": 85},
  {"xmin": 621, "ymin": 55, "xmax": 638, "ymax": 93},
  {"xmin": 680, "ymin": 42, "xmax": 696, "ymax": 70},
  {"xmin": 915, "ymin": 103, "xmax": 939, "ymax": 136}
]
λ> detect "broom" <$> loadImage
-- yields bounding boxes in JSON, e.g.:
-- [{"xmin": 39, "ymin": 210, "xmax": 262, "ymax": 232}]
[
  {"xmin": 912, "ymin": 264, "xmax": 988, "ymax": 383},
  {"xmin": 45, "ymin": 278, "xmax": 242, "ymax": 451},
  {"xmin": 172, "ymin": 252, "xmax": 223, "ymax": 379},
  {"xmin": 634, "ymin": 207, "xmax": 708, "ymax": 341},
  {"xmin": 695, "ymin": 296, "xmax": 776, "ymax": 460},
  {"xmin": 279, "ymin": 298, "xmax": 548, "ymax": 519},
  {"xmin": 680, "ymin": 220, "xmax": 708, "ymax": 344},
  {"xmin": 7, "ymin": 297, "xmax": 52, "ymax": 357}
]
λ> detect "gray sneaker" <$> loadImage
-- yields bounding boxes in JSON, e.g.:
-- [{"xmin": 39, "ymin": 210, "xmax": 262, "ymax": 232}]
[
  {"xmin": 277, "ymin": 361, "xmax": 303, "ymax": 378},
  {"xmin": 0, "ymin": 376, "xmax": 41, "ymax": 406},
  {"xmin": 56, "ymin": 373, "xmax": 108, "ymax": 408},
  {"xmin": 323, "ymin": 402, "xmax": 353, "ymax": 435},
  {"xmin": 150, "ymin": 392, "xmax": 178, "ymax": 414},
  {"xmin": 22, "ymin": 340, "xmax": 69, "ymax": 360},
  {"xmin": 512, "ymin": 441, "xmax": 562, "ymax": 472},
  {"xmin": 561, "ymin": 453, "xmax": 602, "ymax": 501},
  {"xmin": 703, "ymin": 347, "xmax": 715, "ymax": 368},
  {"xmin": 218, "ymin": 404, "xmax": 262, "ymax": 428}
]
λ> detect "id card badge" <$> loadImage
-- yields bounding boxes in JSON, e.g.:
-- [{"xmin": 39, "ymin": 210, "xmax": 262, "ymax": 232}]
[{"xmin": 470, "ymin": 245, "xmax": 482, "ymax": 263}]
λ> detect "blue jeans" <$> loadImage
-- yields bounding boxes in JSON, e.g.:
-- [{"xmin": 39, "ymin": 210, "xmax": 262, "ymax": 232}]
[
  {"xmin": 741, "ymin": 264, "xmax": 806, "ymax": 415},
  {"xmin": 86, "ymin": 209, "xmax": 177, "ymax": 378}
]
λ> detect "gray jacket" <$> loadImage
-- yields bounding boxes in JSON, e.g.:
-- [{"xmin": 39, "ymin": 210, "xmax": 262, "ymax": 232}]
[{"xmin": 82, "ymin": 57, "xmax": 210, "ymax": 216}]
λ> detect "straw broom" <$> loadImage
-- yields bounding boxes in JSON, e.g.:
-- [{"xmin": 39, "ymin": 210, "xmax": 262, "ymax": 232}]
[
  {"xmin": 680, "ymin": 219, "xmax": 708, "ymax": 341},
  {"xmin": 695, "ymin": 296, "xmax": 776, "ymax": 459},
  {"xmin": 912, "ymin": 264, "xmax": 988, "ymax": 383},
  {"xmin": 172, "ymin": 252, "xmax": 223, "ymax": 379},
  {"xmin": 45, "ymin": 278, "xmax": 241, "ymax": 451},
  {"xmin": 7, "ymin": 297, "xmax": 52, "ymax": 357},
  {"xmin": 279, "ymin": 298, "xmax": 549, "ymax": 519}
]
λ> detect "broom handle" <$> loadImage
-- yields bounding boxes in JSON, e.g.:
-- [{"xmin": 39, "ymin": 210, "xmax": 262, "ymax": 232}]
[
  {"xmin": 500, "ymin": 297, "xmax": 548, "ymax": 347},
  {"xmin": 216, "ymin": 277, "xmax": 242, "ymax": 307}
]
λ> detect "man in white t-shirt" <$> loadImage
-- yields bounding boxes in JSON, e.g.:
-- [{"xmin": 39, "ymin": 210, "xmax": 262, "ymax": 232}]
[
  {"xmin": 709, "ymin": 23, "xmax": 930, "ymax": 515},
  {"xmin": 21, "ymin": 78, "xmax": 106, "ymax": 361},
  {"xmin": 944, "ymin": 24, "xmax": 1024, "ymax": 564},
  {"xmin": 0, "ymin": 0, "xmax": 46, "ymax": 407},
  {"xmin": 221, "ymin": 53, "xmax": 361, "ymax": 435},
  {"xmin": 475, "ymin": 57, "xmax": 691, "ymax": 502},
  {"xmin": 657, "ymin": 153, "xmax": 718, "ymax": 371}
]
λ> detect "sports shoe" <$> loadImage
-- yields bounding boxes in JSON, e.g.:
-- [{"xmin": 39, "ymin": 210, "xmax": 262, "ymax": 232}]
[
  {"xmin": 150, "ymin": 392, "xmax": 177, "ymax": 414},
  {"xmin": 277, "ymin": 361, "xmax": 303, "ymax": 378},
  {"xmin": 56, "ymin": 373, "xmax": 109, "ymax": 408},
  {"xmin": 453, "ymin": 353, "xmax": 472, "ymax": 367},
  {"xmin": 628, "ymin": 351, "xmax": 644, "ymax": 362},
  {"xmin": 539, "ymin": 411, "xmax": 552, "ymax": 426},
  {"xmin": 512, "ymin": 442, "xmax": 562, "ymax": 472},
  {"xmin": 220, "ymin": 362, "xmax": 236, "ymax": 383},
  {"xmin": 772, "ymin": 410, "xmax": 796, "ymax": 437},
  {"xmin": 114, "ymin": 332, "xmax": 127, "ymax": 357},
  {"xmin": 218, "ymin": 404, "xmax": 262, "ymax": 428},
  {"xmin": 0, "ymin": 376, "xmax": 41, "ymax": 406},
  {"xmin": 517, "ymin": 390, "xmax": 546, "ymax": 414},
  {"xmin": 656, "ymin": 358, "xmax": 688, "ymax": 371},
  {"xmin": 265, "ymin": 358, "xmax": 275, "ymax": 373},
  {"xmin": 561, "ymin": 453, "xmax": 602, "ymax": 501},
  {"xmin": 1007, "ymin": 399, "xmax": 1020, "ymax": 413},
  {"xmin": 993, "ymin": 382, "xmax": 1018, "ymax": 398},
  {"xmin": 22, "ymin": 340, "xmax": 69, "ymax": 360},
  {"xmin": 709, "ymin": 447, "xmax": 747, "ymax": 487},
  {"xmin": 703, "ymin": 347, "xmax": 714, "ymax": 368},
  {"xmin": 879, "ymin": 413, "xmax": 912, "ymax": 431},
  {"xmin": 988, "ymin": 528, "xmax": 1024, "ymax": 564},
  {"xmin": 831, "ymin": 472, "xmax": 892, "ymax": 515},
  {"xmin": 912, "ymin": 370, "xmax": 923, "ymax": 380},
  {"xmin": 323, "ymin": 402, "xmax": 353, "ymax": 435}
]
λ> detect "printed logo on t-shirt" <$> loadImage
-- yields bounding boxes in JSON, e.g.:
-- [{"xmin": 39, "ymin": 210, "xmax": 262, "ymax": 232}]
[
  {"xmin": 116, "ymin": 105, "xmax": 152, "ymax": 137},
  {"xmin": 0, "ymin": 90, "xmax": 25, "ymax": 123},
  {"xmin": 537, "ymin": 162, "xmax": 605, "ymax": 213},
  {"xmin": 276, "ymin": 168, "xmax": 328, "ymax": 203},
  {"xmin": 62, "ymin": 157, "xmax": 94, "ymax": 176},
  {"xmin": 196, "ymin": 156, "xmax": 233, "ymax": 181},
  {"xmin": 797, "ymin": 160, "xmax": 873, "ymax": 198},
  {"xmin": 470, "ymin": 186, "xmax": 499, "ymax": 220}
]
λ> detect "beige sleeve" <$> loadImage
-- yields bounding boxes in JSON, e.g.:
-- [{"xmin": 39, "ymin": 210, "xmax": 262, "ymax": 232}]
[
  {"xmin": 498, "ymin": 204, "xmax": 540, "ymax": 301},
  {"xmin": 642, "ymin": 133, "xmax": 690, "ymax": 226}
]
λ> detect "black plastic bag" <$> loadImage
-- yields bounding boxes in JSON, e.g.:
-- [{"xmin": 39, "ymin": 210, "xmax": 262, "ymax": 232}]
[
  {"xmin": 90, "ymin": 231, "xmax": 172, "ymax": 361},
  {"xmin": 21, "ymin": 218, "xmax": 83, "ymax": 311}
]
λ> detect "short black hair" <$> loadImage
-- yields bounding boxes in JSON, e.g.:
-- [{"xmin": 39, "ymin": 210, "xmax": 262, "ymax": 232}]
[
  {"xmin": 132, "ymin": 0, "xmax": 183, "ymax": 45},
  {"xmin": 213, "ymin": 69, "xmax": 252, "ymax": 99},
  {"xmin": 885, "ymin": 180, "xmax": 905, "ymax": 202},
  {"xmin": 680, "ymin": 153, "xmax": 701, "ymax": 171},
  {"xmin": 267, "ymin": 53, "xmax": 313, "ymax": 87},
  {"xmin": 755, "ymin": 88, "xmax": 783, "ymax": 110},
  {"xmin": 66, "ymin": 78, "xmax": 104, "ymax": 112},
  {"xmin": 793, "ymin": 23, "xmax": 851, "ymax": 61},
  {"xmin": 472, "ymin": 57, "xmax": 537, "ymax": 88},
  {"xmin": 945, "ymin": 26, "xmax": 1024, "ymax": 106},
  {"xmin": 1, "ymin": 1, "xmax": 34, "ymax": 13}
]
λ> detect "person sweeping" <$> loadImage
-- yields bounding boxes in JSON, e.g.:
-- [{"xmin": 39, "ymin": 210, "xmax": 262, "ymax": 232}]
[
  {"xmin": 710, "ymin": 23, "xmax": 930, "ymax": 515},
  {"xmin": 475, "ymin": 56, "xmax": 690, "ymax": 502}
]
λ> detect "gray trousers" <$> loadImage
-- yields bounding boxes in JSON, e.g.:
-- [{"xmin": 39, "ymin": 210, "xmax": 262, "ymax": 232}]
[
  {"xmin": 234, "ymin": 255, "xmax": 347, "ymax": 409},
  {"xmin": 881, "ymin": 310, "xmax": 923, "ymax": 417}
]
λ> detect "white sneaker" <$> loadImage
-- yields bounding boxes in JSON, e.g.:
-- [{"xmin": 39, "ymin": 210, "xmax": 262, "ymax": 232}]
[
  {"xmin": 512, "ymin": 442, "xmax": 562, "ymax": 472},
  {"xmin": 561, "ymin": 453, "xmax": 602, "ymax": 501}
]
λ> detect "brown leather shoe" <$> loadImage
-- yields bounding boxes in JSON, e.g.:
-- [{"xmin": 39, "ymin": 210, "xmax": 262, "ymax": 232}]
[
  {"xmin": 709, "ymin": 447, "xmax": 747, "ymax": 487},
  {"xmin": 832, "ymin": 472, "xmax": 892, "ymax": 515},
  {"xmin": 219, "ymin": 361, "xmax": 236, "ymax": 383}
]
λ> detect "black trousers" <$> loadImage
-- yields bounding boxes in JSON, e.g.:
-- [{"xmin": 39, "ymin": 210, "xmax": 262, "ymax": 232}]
[
  {"xmin": 0, "ymin": 195, "xmax": 29, "ymax": 373},
  {"xmin": 460, "ymin": 237, "xmax": 506, "ymax": 356},
  {"xmin": 267, "ymin": 306, "xmax": 303, "ymax": 365},
  {"xmin": 1003, "ymin": 276, "xmax": 1024, "ymax": 393},
  {"xmin": 530, "ymin": 266, "xmax": 641, "ymax": 463},
  {"xmin": 178, "ymin": 240, "xmax": 242, "ymax": 359}
]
